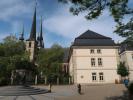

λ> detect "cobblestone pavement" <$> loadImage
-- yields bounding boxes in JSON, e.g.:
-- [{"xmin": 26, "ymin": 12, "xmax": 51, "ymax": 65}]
[{"xmin": 0, "ymin": 84, "xmax": 128, "ymax": 100}]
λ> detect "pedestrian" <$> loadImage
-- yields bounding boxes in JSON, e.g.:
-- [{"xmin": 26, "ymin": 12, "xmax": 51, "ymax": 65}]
[
  {"xmin": 124, "ymin": 78, "xmax": 129, "ymax": 88},
  {"xmin": 49, "ymin": 83, "xmax": 52, "ymax": 92},
  {"xmin": 77, "ymin": 84, "xmax": 81, "ymax": 94}
]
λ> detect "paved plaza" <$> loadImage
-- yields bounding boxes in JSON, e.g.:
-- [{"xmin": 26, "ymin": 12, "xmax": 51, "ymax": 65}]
[{"xmin": 0, "ymin": 84, "xmax": 129, "ymax": 100}]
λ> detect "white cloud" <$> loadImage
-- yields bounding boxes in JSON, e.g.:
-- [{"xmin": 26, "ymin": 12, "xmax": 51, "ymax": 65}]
[
  {"xmin": 44, "ymin": 13, "xmax": 89, "ymax": 38},
  {"xmin": 44, "ymin": 5, "xmax": 123, "ymax": 42},
  {"xmin": 0, "ymin": 0, "xmax": 125, "ymax": 44},
  {"xmin": 0, "ymin": 0, "xmax": 33, "ymax": 21},
  {"xmin": 0, "ymin": 0, "xmax": 35, "ymax": 41}
]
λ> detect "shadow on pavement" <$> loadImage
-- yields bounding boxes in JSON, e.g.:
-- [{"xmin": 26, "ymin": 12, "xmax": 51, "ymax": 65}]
[
  {"xmin": 29, "ymin": 96, "xmax": 37, "ymax": 100},
  {"xmin": 105, "ymin": 91, "xmax": 129, "ymax": 100},
  {"xmin": 79, "ymin": 92, "xmax": 85, "ymax": 95}
]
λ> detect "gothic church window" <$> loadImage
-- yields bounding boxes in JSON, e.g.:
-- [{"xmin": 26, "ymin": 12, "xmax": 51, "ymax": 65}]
[{"xmin": 29, "ymin": 42, "xmax": 31, "ymax": 47}]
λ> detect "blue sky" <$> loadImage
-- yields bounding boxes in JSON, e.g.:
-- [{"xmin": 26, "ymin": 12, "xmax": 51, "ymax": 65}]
[{"xmin": 0, "ymin": 0, "xmax": 132, "ymax": 48}]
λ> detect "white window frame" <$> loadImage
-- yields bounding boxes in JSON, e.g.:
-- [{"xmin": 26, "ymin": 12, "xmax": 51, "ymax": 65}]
[
  {"xmin": 91, "ymin": 58, "xmax": 95, "ymax": 67},
  {"xmin": 97, "ymin": 49, "xmax": 101, "ymax": 54},
  {"xmin": 92, "ymin": 72, "xmax": 97, "ymax": 82},
  {"xmin": 90, "ymin": 49, "xmax": 95, "ymax": 54},
  {"xmin": 99, "ymin": 72, "xmax": 104, "ymax": 82},
  {"xmin": 98, "ymin": 58, "xmax": 103, "ymax": 66}
]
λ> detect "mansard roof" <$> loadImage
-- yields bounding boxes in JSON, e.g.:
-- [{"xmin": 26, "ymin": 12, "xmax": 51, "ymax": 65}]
[{"xmin": 73, "ymin": 30, "xmax": 117, "ymax": 46}]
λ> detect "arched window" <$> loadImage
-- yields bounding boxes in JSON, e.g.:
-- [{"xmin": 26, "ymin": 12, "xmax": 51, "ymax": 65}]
[{"xmin": 29, "ymin": 42, "xmax": 31, "ymax": 47}]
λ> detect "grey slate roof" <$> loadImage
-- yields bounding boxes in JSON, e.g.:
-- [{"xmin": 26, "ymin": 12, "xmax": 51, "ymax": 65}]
[
  {"xmin": 76, "ymin": 30, "xmax": 111, "ymax": 39},
  {"xmin": 73, "ymin": 30, "xmax": 117, "ymax": 46}
]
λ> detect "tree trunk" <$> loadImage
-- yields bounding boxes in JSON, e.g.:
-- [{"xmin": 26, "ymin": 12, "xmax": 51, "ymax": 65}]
[
  {"xmin": 57, "ymin": 77, "xmax": 59, "ymax": 85},
  {"xmin": 44, "ymin": 76, "xmax": 47, "ymax": 85},
  {"xmin": 35, "ymin": 75, "xmax": 38, "ymax": 85},
  {"xmin": 10, "ymin": 70, "xmax": 14, "ymax": 85},
  {"xmin": 69, "ymin": 77, "xmax": 71, "ymax": 84}
]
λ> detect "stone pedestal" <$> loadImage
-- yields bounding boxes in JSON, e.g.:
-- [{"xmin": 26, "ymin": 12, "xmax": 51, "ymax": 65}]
[
  {"xmin": 11, "ymin": 69, "xmax": 33, "ymax": 85},
  {"xmin": 15, "ymin": 69, "xmax": 27, "ymax": 85}
]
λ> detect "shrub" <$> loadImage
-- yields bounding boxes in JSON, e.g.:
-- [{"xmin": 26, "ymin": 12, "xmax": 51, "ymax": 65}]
[{"xmin": 0, "ymin": 77, "xmax": 8, "ymax": 86}]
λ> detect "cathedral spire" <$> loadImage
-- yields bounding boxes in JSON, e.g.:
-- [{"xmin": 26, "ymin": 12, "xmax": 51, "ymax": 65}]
[
  {"xmin": 19, "ymin": 24, "xmax": 24, "ymax": 41},
  {"xmin": 40, "ymin": 16, "xmax": 44, "ymax": 48},
  {"xmin": 29, "ymin": 6, "xmax": 36, "ymax": 40},
  {"xmin": 37, "ymin": 16, "xmax": 44, "ymax": 48},
  {"xmin": 40, "ymin": 16, "xmax": 43, "ymax": 40}
]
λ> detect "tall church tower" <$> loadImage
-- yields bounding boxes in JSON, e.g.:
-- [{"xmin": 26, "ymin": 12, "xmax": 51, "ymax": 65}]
[
  {"xmin": 37, "ymin": 17, "xmax": 44, "ymax": 48},
  {"xmin": 26, "ymin": 7, "xmax": 37, "ymax": 62}
]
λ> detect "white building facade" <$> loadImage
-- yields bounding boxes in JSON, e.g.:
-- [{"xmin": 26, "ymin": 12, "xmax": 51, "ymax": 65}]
[
  {"xmin": 69, "ymin": 30, "xmax": 120, "ymax": 84},
  {"xmin": 120, "ymin": 45, "xmax": 133, "ymax": 81}
]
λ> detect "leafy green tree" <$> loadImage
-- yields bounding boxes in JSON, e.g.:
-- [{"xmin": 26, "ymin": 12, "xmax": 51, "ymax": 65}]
[
  {"xmin": 3, "ymin": 35, "xmax": 17, "ymax": 43},
  {"xmin": 59, "ymin": 0, "xmax": 133, "ymax": 45},
  {"xmin": 117, "ymin": 62, "xmax": 129, "ymax": 77},
  {"xmin": 59, "ymin": 0, "xmax": 132, "ymax": 21},
  {"xmin": 115, "ymin": 18, "xmax": 133, "ymax": 47},
  {"xmin": 0, "ymin": 36, "xmax": 31, "ymax": 85},
  {"xmin": 36, "ymin": 44, "xmax": 64, "ymax": 84}
]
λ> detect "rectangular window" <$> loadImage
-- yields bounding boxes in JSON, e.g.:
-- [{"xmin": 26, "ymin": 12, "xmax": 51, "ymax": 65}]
[
  {"xmin": 97, "ymin": 49, "xmax": 101, "ymax": 54},
  {"xmin": 99, "ymin": 72, "xmax": 104, "ymax": 81},
  {"xmin": 90, "ymin": 49, "xmax": 94, "ymax": 54},
  {"xmin": 98, "ymin": 58, "xmax": 102, "ymax": 66},
  {"xmin": 92, "ymin": 73, "xmax": 97, "ymax": 81},
  {"xmin": 91, "ymin": 58, "xmax": 95, "ymax": 66}
]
